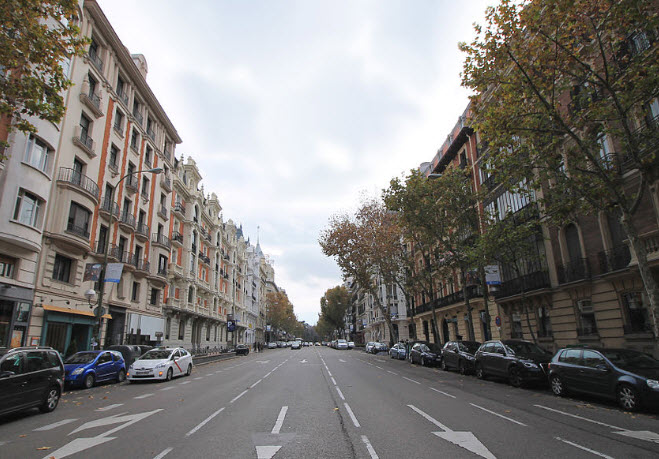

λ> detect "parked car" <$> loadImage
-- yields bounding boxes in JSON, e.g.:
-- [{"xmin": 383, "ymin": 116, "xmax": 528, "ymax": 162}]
[
  {"xmin": 548, "ymin": 347, "xmax": 659, "ymax": 411},
  {"xmin": 348, "ymin": 341, "xmax": 355, "ymax": 349},
  {"xmin": 106, "ymin": 345, "xmax": 143, "ymax": 369},
  {"xmin": 0, "ymin": 346, "xmax": 64, "ymax": 416},
  {"xmin": 315, "ymin": 342, "xmax": 321, "ymax": 346},
  {"xmin": 64, "ymin": 350, "xmax": 126, "ymax": 389},
  {"xmin": 336, "ymin": 339, "xmax": 349, "ymax": 350},
  {"xmin": 441, "ymin": 341, "xmax": 481, "ymax": 375},
  {"xmin": 389, "ymin": 343, "xmax": 407, "ymax": 360},
  {"xmin": 127, "ymin": 347, "xmax": 193, "ymax": 382},
  {"xmin": 372, "ymin": 342, "xmax": 389, "ymax": 354},
  {"xmin": 268, "ymin": 342, "xmax": 277, "ymax": 349},
  {"xmin": 365, "ymin": 342, "xmax": 376, "ymax": 353},
  {"xmin": 475, "ymin": 340, "xmax": 552, "ymax": 387},
  {"xmin": 236, "ymin": 344, "xmax": 250, "ymax": 355},
  {"xmin": 291, "ymin": 341, "xmax": 301, "ymax": 350},
  {"xmin": 410, "ymin": 342, "xmax": 442, "ymax": 366}
]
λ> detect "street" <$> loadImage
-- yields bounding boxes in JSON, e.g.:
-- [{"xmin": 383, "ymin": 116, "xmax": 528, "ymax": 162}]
[{"xmin": 1, "ymin": 346, "xmax": 658, "ymax": 459}]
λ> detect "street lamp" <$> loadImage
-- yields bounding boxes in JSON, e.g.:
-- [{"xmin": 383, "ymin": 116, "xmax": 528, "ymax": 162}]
[{"xmin": 93, "ymin": 167, "xmax": 163, "ymax": 349}]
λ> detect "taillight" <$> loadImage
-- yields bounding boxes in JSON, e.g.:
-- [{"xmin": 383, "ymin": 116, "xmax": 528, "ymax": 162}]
[{"xmin": 547, "ymin": 363, "xmax": 552, "ymax": 369}]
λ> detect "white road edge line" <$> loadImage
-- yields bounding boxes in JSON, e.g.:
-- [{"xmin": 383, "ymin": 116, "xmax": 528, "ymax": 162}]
[
  {"xmin": 134, "ymin": 393, "xmax": 154, "ymax": 400},
  {"xmin": 470, "ymin": 403, "xmax": 527, "ymax": 426},
  {"xmin": 250, "ymin": 379, "xmax": 263, "ymax": 389},
  {"xmin": 555, "ymin": 437, "xmax": 615, "ymax": 459},
  {"xmin": 387, "ymin": 370, "xmax": 398, "ymax": 375},
  {"xmin": 264, "ymin": 371, "xmax": 272, "ymax": 378},
  {"xmin": 408, "ymin": 404, "xmax": 451, "ymax": 431},
  {"xmin": 153, "ymin": 447, "xmax": 173, "ymax": 459},
  {"xmin": 344, "ymin": 403, "xmax": 361, "ymax": 427},
  {"xmin": 159, "ymin": 387, "xmax": 174, "ymax": 391},
  {"xmin": 403, "ymin": 376, "xmax": 421, "ymax": 385},
  {"xmin": 186, "ymin": 407, "xmax": 225, "ymax": 437},
  {"xmin": 230, "ymin": 389, "xmax": 249, "ymax": 404},
  {"xmin": 327, "ymin": 371, "xmax": 332, "ymax": 376},
  {"xmin": 430, "ymin": 387, "xmax": 456, "ymax": 399},
  {"xmin": 271, "ymin": 406, "xmax": 289, "ymax": 434},
  {"xmin": 361, "ymin": 435, "xmax": 379, "ymax": 459},
  {"xmin": 534, "ymin": 405, "xmax": 627, "ymax": 431},
  {"xmin": 336, "ymin": 386, "xmax": 345, "ymax": 400},
  {"xmin": 331, "ymin": 377, "xmax": 337, "ymax": 385}
]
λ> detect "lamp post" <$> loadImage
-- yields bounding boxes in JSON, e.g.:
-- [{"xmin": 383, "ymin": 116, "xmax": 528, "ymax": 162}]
[{"xmin": 93, "ymin": 167, "xmax": 163, "ymax": 349}]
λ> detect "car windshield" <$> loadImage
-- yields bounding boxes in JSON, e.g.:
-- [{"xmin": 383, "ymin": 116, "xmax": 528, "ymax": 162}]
[
  {"xmin": 338, "ymin": 340, "xmax": 347, "ymax": 344},
  {"xmin": 65, "ymin": 352, "xmax": 97, "ymax": 364},
  {"xmin": 458, "ymin": 342, "xmax": 481, "ymax": 354},
  {"xmin": 140, "ymin": 350, "xmax": 172, "ymax": 360},
  {"xmin": 601, "ymin": 349, "xmax": 659, "ymax": 370},
  {"xmin": 504, "ymin": 341, "xmax": 547, "ymax": 355}
]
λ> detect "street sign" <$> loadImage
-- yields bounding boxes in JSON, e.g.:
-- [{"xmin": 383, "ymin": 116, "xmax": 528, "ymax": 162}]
[
  {"xmin": 495, "ymin": 316, "xmax": 501, "ymax": 327},
  {"xmin": 105, "ymin": 263, "xmax": 124, "ymax": 283},
  {"xmin": 227, "ymin": 320, "xmax": 236, "ymax": 332},
  {"xmin": 484, "ymin": 264, "xmax": 501, "ymax": 285}
]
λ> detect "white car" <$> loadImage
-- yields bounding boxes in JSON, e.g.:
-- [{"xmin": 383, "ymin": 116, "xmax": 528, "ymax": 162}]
[
  {"xmin": 127, "ymin": 347, "xmax": 193, "ymax": 382},
  {"xmin": 337, "ymin": 339, "xmax": 349, "ymax": 350}
]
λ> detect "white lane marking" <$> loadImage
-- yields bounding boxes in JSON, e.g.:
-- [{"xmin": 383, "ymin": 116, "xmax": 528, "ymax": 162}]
[
  {"xmin": 96, "ymin": 403, "xmax": 124, "ymax": 410},
  {"xmin": 336, "ymin": 387, "xmax": 345, "ymax": 401},
  {"xmin": 205, "ymin": 374, "xmax": 214, "ymax": 377},
  {"xmin": 387, "ymin": 370, "xmax": 398, "ymax": 375},
  {"xmin": 215, "ymin": 370, "xmax": 223, "ymax": 373},
  {"xmin": 264, "ymin": 372, "xmax": 272, "ymax": 378},
  {"xmin": 160, "ymin": 387, "xmax": 174, "ymax": 391},
  {"xmin": 365, "ymin": 362, "xmax": 373, "ymax": 366},
  {"xmin": 430, "ymin": 388, "xmax": 456, "ymax": 399},
  {"xmin": 339, "ymin": 359, "xmax": 346, "ymax": 363},
  {"xmin": 375, "ymin": 365, "xmax": 383, "ymax": 370},
  {"xmin": 34, "ymin": 419, "xmax": 78, "ymax": 431},
  {"xmin": 403, "ymin": 376, "xmax": 421, "ymax": 385},
  {"xmin": 533, "ymin": 405, "xmax": 626, "ymax": 431},
  {"xmin": 186, "ymin": 407, "xmax": 225, "ymax": 437},
  {"xmin": 134, "ymin": 393, "xmax": 154, "ymax": 400},
  {"xmin": 250, "ymin": 379, "xmax": 263, "ymax": 389},
  {"xmin": 230, "ymin": 389, "xmax": 248, "ymax": 404},
  {"xmin": 344, "ymin": 403, "xmax": 361, "ymax": 427},
  {"xmin": 153, "ymin": 447, "xmax": 173, "ymax": 459},
  {"xmin": 361, "ymin": 435, "xmax": 379, "ymax": 459},
  {"xmin": 555, "ymin": 437, "xmax": 615, "ymax": 459},
  {"xmin": 470, "ymin": 403, "xmax": 527, "ymax": 426},
  {"xmin": 327, "ymin": 371, "xmax": 332, "ymax": 377},
  {"xmin": 408, "ymin": 404, "xmax": 451, "ymax": 431},
  {"xmin": 271, "ymin": 406, "xmax": 289, "ymax": 434},
  {"xmin": 178, "ymin": 381, "xmax": 191, "ymax": 385},
  {"xmin": 193, "ymin": 377, "xmax": 203, "ymax": 380},
  {"xmin": 331, "ymin": 377, "xmax": 337, "ymax": 385}
]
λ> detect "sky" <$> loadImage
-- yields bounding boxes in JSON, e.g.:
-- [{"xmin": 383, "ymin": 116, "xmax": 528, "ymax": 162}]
[{"xmin": 97, "ymin": 0, "xmax": 494, "ymax": 325}]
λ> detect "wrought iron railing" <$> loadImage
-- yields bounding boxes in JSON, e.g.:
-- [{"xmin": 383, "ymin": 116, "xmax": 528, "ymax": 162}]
[
  {"xmin": 152, "ymin": 233, "xmax": 172, "ymax": 248},
  {"xmin": 66, "ymin": 222, "xmax": 90, "ymax": 239},
  {"xmin": 557, "ymin": 258, "xmax": 591, "ymax": 284},
  {"xmin": 58, "ymin": 167, "xmax": 99, "ymax": 199},
  {"xmin": 598, "ymin": 245, "xmax": 631, "ymax": 274}
]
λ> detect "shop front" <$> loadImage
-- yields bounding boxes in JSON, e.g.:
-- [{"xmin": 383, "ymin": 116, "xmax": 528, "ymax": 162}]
[
  {"xmin": 40, "ymin": 305, "xmax": 111, "ymax": 356},
  {"xmin": 0, "ymin": 284, "xmax": 33, "ymax": 348},
  {"xmin": 104, "ymin": 305, "xmax": 127, "ymax": 347}
]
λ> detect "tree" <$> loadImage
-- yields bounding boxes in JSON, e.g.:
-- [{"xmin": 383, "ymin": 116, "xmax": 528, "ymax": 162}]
[
  {"xmin": 266, "ymin": 291, "xmax": 298, "ymax": 337},
  {"xmin": 0, "ymin": 0, "xmax": 88, "ymax": 155},
  {"xmin": 319, "ymin": 286, "xmax": 351, "ymax": 338},
  {"xmin": 461, "ymin": 0, "xmax": 659, "ymax": 340}
]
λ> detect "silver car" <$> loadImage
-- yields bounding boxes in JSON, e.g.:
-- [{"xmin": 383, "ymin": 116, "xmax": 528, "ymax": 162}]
[{"xmin": 389, "ymin": 343, "xmax": 407, "ymax": 360}]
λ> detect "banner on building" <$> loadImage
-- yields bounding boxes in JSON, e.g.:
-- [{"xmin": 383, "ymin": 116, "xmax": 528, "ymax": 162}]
[
  {"xmin": 105, "ymin": 263, "xmax": 124, "ymax": 283},
  {"xmin": 484, "ymin": 265, "xmax": 501, "ymax": 285},
  {"xmin": 83, "ymin": 263, "xmax": 103, "ymax": 282}
]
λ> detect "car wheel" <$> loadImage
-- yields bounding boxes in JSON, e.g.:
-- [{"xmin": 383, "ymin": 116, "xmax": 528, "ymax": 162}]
[
  {"xmin": 83, "ymin": 374, "xmax": 95, "ymax": 389},
  {"xmin": 165, "ymin": 367, "xmax": 173, "ymax": 382},
  {"xmin": 117, "ymin": 369, "xmax": 126, "ymax": 383},
  {"xmin": 509, "ymin": 367, "xmax": 522, "ymax": 388},
  {"xmin": 186, "ymin": 364, "xmax": 192, "ymax": 376},
  {"xmin": 459, "ymin": 361, "xmax": 467, "ymax": 376},
  {"xmin": 476, "ymin": 363, "xmax": 486, "ymax": 380},
  {"xmin": 39, "ymin": 386, "xmax": 61, "ymax": 413},
  {"xmin": 617, "ymin": 384, "xmax": 639, "ymax": 411},
  {"xmin": 550, "ymin": 375, "xmax": 566, "ymax": 396}
]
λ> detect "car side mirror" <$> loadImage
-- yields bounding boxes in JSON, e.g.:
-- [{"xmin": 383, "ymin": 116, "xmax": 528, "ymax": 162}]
[{"xmin": 596, "ymin": 364, "xmax": 610, "ymax": 372}]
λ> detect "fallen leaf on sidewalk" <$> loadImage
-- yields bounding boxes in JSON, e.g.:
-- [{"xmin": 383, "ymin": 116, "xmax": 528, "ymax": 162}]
[
  {"xmin": 103, "ymin": 396, "xmax": 108, "ymax": 399},
  {"xmin": 36, "ymin": 447, "xmax": 51, "ymax": 451},
  {"xmin": 19, "ymin": 435, "xmax": 26, "ymax": 438}
]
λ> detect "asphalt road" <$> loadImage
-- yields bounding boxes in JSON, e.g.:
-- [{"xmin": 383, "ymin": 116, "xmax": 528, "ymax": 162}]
[{"xmin": 1, "ymin": 346, "xmax": 658, "ymax": 458}]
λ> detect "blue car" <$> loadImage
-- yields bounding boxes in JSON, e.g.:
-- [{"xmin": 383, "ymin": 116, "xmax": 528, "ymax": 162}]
[{"xmin": 64, "ymin": 350, "xmax": 126, "ymax": 389}]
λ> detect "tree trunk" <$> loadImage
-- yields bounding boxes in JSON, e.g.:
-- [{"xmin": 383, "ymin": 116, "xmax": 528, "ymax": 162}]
[
  {"xmin": 479, "ymin": 265, "xmax": 492, "ymax": 340},
  {"xmin": 461, "ymin": 270, "xmax": 476, "ymax": 341},
  {"xmin": 523, "ymin": 297, "xmax": 537, "ymax": 344}
]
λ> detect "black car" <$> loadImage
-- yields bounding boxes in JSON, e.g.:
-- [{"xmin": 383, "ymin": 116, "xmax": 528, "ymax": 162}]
[
  {"xmin": 235, "ymin": 344, "xmax": 249, "ymax": 356},
  {"xmin": 106, "ymin": 345, "xmax": 143, "ymax": 369},
  {"xmin": 441, "ymin": 341, "xmax": 481, "ymax": 375},
  {"xmin": 0, "ymin": 346, "xmax": 64, "ymax": 416},
  {"xmin": 410, "ymin": 342, "xmax": 442, "ymax": 367},
  {"xmin": 474, "ymin": 339, "xmax": 552, "ymax": 387},
  {"xmin": 548, "ymin": 347, "xmax": 659, "ymax": 411}
]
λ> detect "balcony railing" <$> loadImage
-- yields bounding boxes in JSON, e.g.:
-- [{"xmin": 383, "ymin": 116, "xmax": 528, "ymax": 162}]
[
  {"xmin": 173, "ymin": 202, "xmax": 186, "ymax": 215},
  {"xmin": 125, "ymin": 174, "xmax": 138, "ymax": 192},
  {"xmin": 493, "ymin": 269, "xmax": 551, "ymax": 299},
  {"xmin": 73, "ymin": 126, "xmax": 96, "ymax": 157},
  {"xmin": 117, "ymin": 88, "xmax": 129, "ymax": 106},
  {"xmin": 140, "ymin": 190, "xmax": 149, "ymax": 202},
  {"xmin": 415, "ymin": 285, "xmax": 483, "ymax": 315},
  {"xmin": 66, "ymin": 222, "xmax": 90, "ymax": 239},
  {"xmin": 58, "ymin": 167, "xmax": 100, "ymax": 200},
  {"xmin": 99, "ymin": 195, "xmax": 120, "ymax": 219},
  {"xmin": 133, "ymin": 109, "xmax": 143, "ymax": 126},
  {"xmin": 136, "ymin": 222, "xmax": 150, "ymax": 238},
  {"xmin": 598, "ymin": 245, "xmax": 631, "ymax": 274},
  {"xmin": 557, "ymin": 258, "xmax": 591, "ymax": 284},
  {"xmin": 94, "ymin": 241, "xmax": 114, "ymax": 256},
  {"xmin": 88, "ymin": 50, "xmax": 103, "ymax": 72},
  {"xmin": 146, "ymin": 128, "xmax": 155, "ymax": 141},
  {"xmin": 160, "ymin": 175, "xmax": 172, "ymax": 191},
  {"xmin": 119, "ymin": 211, "xmax": 136, "ymax": 229},
  {"xmin": 157, "ymin": 266, "xmax": 168, "ymax": 277},
  {"xmin": 152, "ymin": 233, "xmax": 172, "ymax": 249},
  {"xmin": 158, "ymin": 204, "xmax": 168, "ymax": 219},
  {"xmin": 131, "ymin": 255, "xmax": 150, "ymax": 272},
  {"xmin": 172, "ymin": 231, "xmax": 183, "ymax": 244},
  {"xmin": 113, "ymin": 122, "xmax": 124, "ymax": 136},
  {"xmin": 109, "ymin": 247, "xmax": 131, "ymax": 264}
]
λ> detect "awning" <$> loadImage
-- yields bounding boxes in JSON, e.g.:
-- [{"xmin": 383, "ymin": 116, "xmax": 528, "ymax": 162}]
[{"xmin": 42, "ymin": 304, "xmax": 112, "ymax": 319}]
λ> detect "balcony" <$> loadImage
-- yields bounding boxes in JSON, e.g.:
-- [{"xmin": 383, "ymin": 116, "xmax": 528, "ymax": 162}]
[
  {"xmin": 152, "ymin": 233, "xmax": 172, "ymax": 249},
  {"xmin": 157, "ymin": 266, "xmax": 168, "ymax": 278},
  {"xmin": 598, "ymin": 245, "xmax": 631, "ymax": 274},
  {"xmin": 493, "ymin": 269, "xmax": 551, "ymax": 299},
  {"xmin": 623, "ymin": 322, "xmax": 654, "ymax": 336},
  {"xmin": 160, "ymin": 175, "xmax": 172, "ymax": 192},
  {"xmin": 57, "ymin": 167, "xmax": 99, "ymax": 202},
  {"xmin": 162, "ymin": 147, "xmax": 172, "ymax": 164},
  {"xmin": 108, "ymin": 161, "xmax": 119, "ymax": 176},
  {"xmin": 199, "ymin": 251, "xmax": 211, "ymax": 265},
  {"xmin": 158, "ymin": 204, "xmax": 168, "ymax": 220},
  {"xmin": 172, "ymin": 202, "xmax": 186, "ymax": 217},
  {"xmin": 65, "ymin": 222, "xmax": 90, "ymax": 240},
  {"xmin": 140, "ymin": 189, "xmax": 149, "ymax": 203},
  {"xmin": 132, "ymin": 255, "xmax": 150, "ymax": 276},
  {"xmin": 93, "ymin": 241, "xmax": 113, "ymax": 257},
  {"xmin": 132, "ymin": 108, "xmax": 143, "ymax": 126},
  {"xmin": 116, "ymin": 87, "xmax": 129, "ymax": 106},
  {"xmin": 98, "ymin": 195, "xmax": 119, "ymax": 220},
  {"xmin": 146, "ymin": 128, "xmax": 155, "ymax": 142},
  {"xmin": 118, "ymin": 211, "xmax": 136, "ymax": 231},
  {"xmin": 87, "ymin": 50, "xmax": 103, "ymax": 72},
  {"xmin": 172, "ymin": 231, "xmax": 183, "ymax": 245},
  {"xmin": 73, "ymin": 126, "xmax": 96, "ymax": 159},
  {"xmin": 135, "ymin": 222, "xmax": 150, "ymax": 241},
  {"xmin": 415, "ymin": 285, "xmax": 483, "ymax": 315},
  {"xmin": 113, "ymin": 121, "xmax": 124, "ymax": 137},
  {"xmin": 109, "ymin": 246, "xmax": 132, "ymax": 264},
  {"xmin": 125, "ymin": 175, "xmax": 138, "ymax": 194},
  {"xmin": 79, "ymin": 88, "xmax": 102, "ymax": 118},
  {"xmin": 557, "ymin": 258, "xmax": 591, "ymax": 284}
]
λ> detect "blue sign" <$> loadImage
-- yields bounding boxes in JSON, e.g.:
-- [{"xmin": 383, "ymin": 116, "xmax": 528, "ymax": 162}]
[
  {"xmin": 495, "ymin": 316, "xmax": 501, "ymax": 327},
  {"xmin": 227, "ymin": 320, "xmax": 236, "ymax": 332}
]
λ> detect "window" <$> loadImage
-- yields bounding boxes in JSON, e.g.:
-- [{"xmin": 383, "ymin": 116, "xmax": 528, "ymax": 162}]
[
  {"xmin": 109, "ymin": 145, "xmax": 119, "ymax": 169},
  {"xmin": 158, "ymin": 254, "xmax": 168, "ymax": 275},
  {"xmin": 178, "ymin": 319, "xmax": 185, "ymax": 340},
  {"xmin": 621, "ymin": 292, "xmax": 650, "ymax": 333},
  {"xmin": 629, "ymin": 31, "xmax": 650, "ymax": 56},
  {"xmin": 98, "ymin": 225, "xmax": 108, "ymax": 253},
  {"xmin": 144, "ymin": 146, "xmax": 152, "ymax": 166},
  {"xmin": 511, "ymin": 313, "xmax": 523, "ymax": 339},
  {"xmin": 597, "ymin": 134, "xmax": 614, "ymax": 168},
  {"xmin": 0, "ymin": 256, "xmax": 16, "ymax": 279},
  {"xmin": 52, "ymin": 254, "xmax": 73, "ymax": 282},
  {"xmin": 114, "ymin": 110, "xmax": 124, "ymax": 134},
  {"xmin": 150, "ymin": 288, "xmax": 159, "ymax": 306},
  {"xmin": 577, "ymin": 300, "xmax": 598, "ymax": 335},
  {"xmin": 24, "ymin": 135, "xmax": 51, "ymax": 173},
  {"xmin": 558, "ymin": 349, "xmax": 581, "ymax": 365},
  {"xmin": 80, "ymin": 114, "xmax": 91, "ymax": 142},
  {"xmin": 67, "ymin": 202, "xmax": 91, "ymax": 238},
  {"xmin": 13, "ymin": 189, "xmax": 43, "ymax": 227},
  {"xmin": 141, "ymin": 176, "xmax": 149, "ymax": 198},
  {"xmin": 165, "ymin": 317, "xmax": 171, "ymax": 340},
  {"xmin": 116, "ymin": 75, "xmax": 127, "ymax": 101},
  {"xmin": 537, "ymin": 306, "xmax": 552, "ymax": 338},
  {"xmin": 88, "ymin": 73, "xmax": 97, "ymax": 97},
  {"xmin": 130, "ymin": 130, "xmax": 139, "ymax": 150},
  {"xmin": 131, "ymin": 282, "xmax": 140, "ymax": 302},
  {"xmin": 188, "ymin": 286, "xmax": 194, "ymax": 303},
  {"xmin": 565, "ymin": 223, "xmax": 583, "ymax": 263},
  {"xmin": 582, "ymin": 350, "xmax": 606, "ymax": 368},
  {"xmin": 645, "ymin": 98, "xmax": 659, "ymax": 128}
]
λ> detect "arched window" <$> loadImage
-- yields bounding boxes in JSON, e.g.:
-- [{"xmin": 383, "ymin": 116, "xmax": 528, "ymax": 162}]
[
  {"xmin": 565, "ymin": 223, "xmax": 582, "ymax": 263},
  {"xmin": 188, "ymin": 286, "xmax": 194, "ymax": 303}
]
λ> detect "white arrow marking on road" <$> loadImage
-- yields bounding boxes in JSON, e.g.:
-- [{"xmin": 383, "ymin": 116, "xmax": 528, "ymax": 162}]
[
  {"xmin": 96, "ymin": 403, "xmax": 124, "ymax": 411},
  {"xmin": 613, "ymin": 430, "xmax": 659, "ymax": 443},
  {"xmin": 43, "ymin": 436, "xmax": 116, "ymax": 459},
  {"xmin": 409, "ymin": 405, "xmax": 495, "ymax": 459},
  {"xmin": 300, "ymin": 359, "xmax": 307, "ymax": 363},
  {"xmin": 256, "ymin": 445, "xmax": 281, "ymax": 459},
  {"xmin": 34, "ymin": 419, "xmax": 78, "ymax": 431}
]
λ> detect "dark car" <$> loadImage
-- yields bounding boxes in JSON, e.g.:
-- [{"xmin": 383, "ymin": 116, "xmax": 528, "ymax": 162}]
[
  {"xmin": 372, "ymin": 342, "xmax": 389, "ymax": 354},
  {"xmin": 235, "ymin": 344, "xmax": 249, "ymax": 356},
  {"xmin": 548, "ymin": 347, "xmax": 659, "ymax": 411},
  {"xmin": 441, "ymin": 341, "xmax": 481, "ymax": 375},
  {"xmin": 106, "ymin": 345, "xmax": 142, "ymax": 369},
  {"xmin": 410, "ymin": 342, "xmax": 442, "ymax": 367},
  {"xmin": 475, "ymin": 339, "xmax": 552, "ymax": 387},
  {"xmin": 64, "ymin": 350, "xmax": 126, "ymax": 389},
  {"xmin": 0, "ymin": 347, "xmax": 64, "ymax": 416}
]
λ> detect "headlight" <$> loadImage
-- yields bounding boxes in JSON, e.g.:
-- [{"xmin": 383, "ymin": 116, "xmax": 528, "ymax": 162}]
[
  {"xmin": 647, "ymin": 379, "xmax": 659, "ymax": 389},
  {"xmin": 523, "ymin": 362, "xmax": 539, "ymax": 369},
  {"xmin": 465, "ymin": 355, "xmax": 475, "ymax": 360},
  {"xmin": 71, "ymin": 368, "xmax": 84, "ymax": 375},
  {"xmin": 155, "ymin": 362, "xmax": 167, "ymax": 369}
]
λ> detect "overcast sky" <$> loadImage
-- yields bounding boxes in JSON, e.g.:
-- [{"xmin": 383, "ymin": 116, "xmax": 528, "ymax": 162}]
[{"xmin": 97, "ymin": 0, "xmax": 493, "ymax": 325}]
